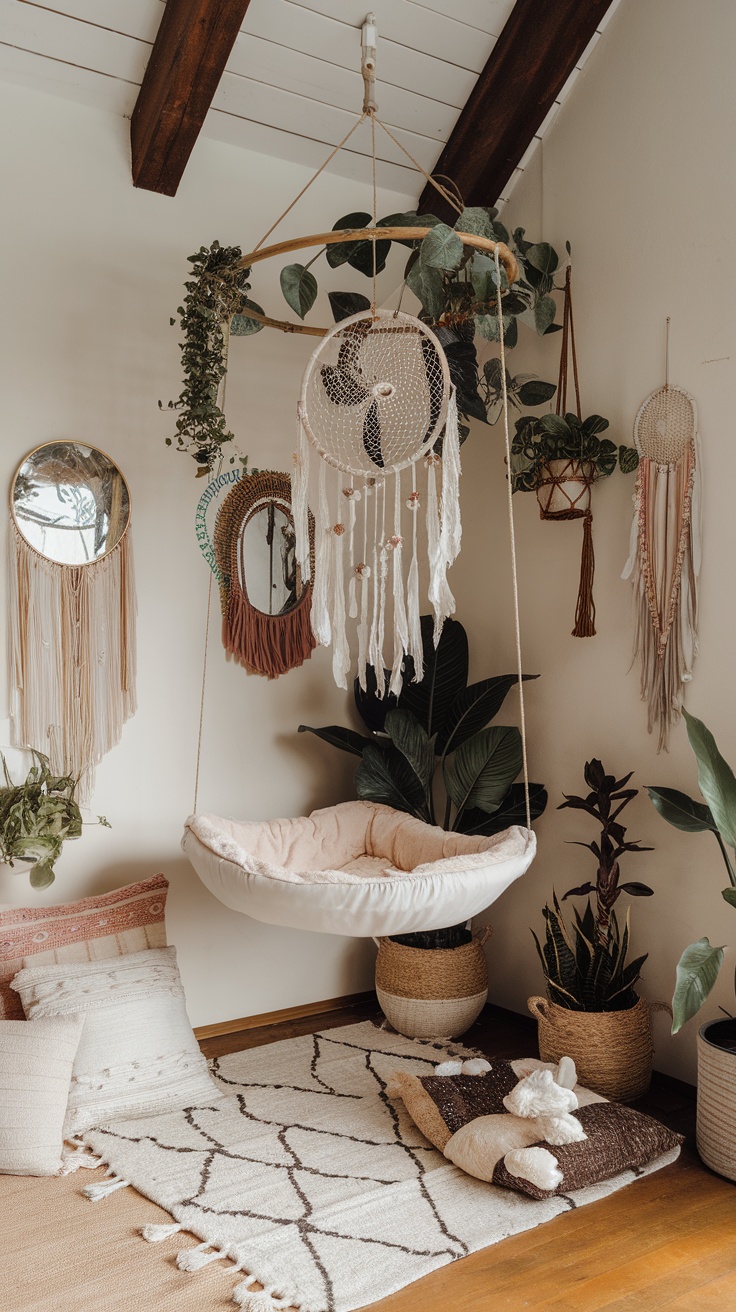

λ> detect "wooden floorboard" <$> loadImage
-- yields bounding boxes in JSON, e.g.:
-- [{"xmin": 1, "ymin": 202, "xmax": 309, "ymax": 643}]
[{"xmin": 5, "ymin": 1001, "xmax": 735, "ymax": 1312}]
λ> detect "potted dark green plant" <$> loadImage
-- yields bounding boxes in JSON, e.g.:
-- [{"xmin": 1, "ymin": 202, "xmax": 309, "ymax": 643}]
[
  {"xmin": 529, "ymin": 760, "xmax": 660, "ymax": 1101},
  {"xmin": 648, "ymin": 709, "xmax": 736, "ymax": 1180},
  {"xmin": 510, "ymin": 412, "xmax": 639, "ymax": 509},
  {"xmin": 300, "ymin": 615, "xmax": 547, "ymax": 1036},
  {"xmin": 0, "ymin": 750, "xmax": 109, "ymax": 889}
]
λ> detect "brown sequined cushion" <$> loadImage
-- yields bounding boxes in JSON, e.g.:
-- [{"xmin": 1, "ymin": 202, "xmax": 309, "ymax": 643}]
[{"xmin": 389, "ymin": 1059, "xmax": 683, "ymax": 1199}]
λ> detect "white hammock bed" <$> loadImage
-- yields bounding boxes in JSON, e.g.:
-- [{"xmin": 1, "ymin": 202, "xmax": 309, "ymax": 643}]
[{"xmin": 182, "ymin": 802, "xmax": 536, "ymax": 939}]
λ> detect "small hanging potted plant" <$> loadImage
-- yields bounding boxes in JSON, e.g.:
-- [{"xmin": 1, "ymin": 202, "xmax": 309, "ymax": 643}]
[
  {"xmin": 300, "ymin": 616, "xmax": 547, "ymax": 1039},
  {"xmin": 648, "ymin": 710, "xmax": 736, "ymax": 1181},
  {"xmin": 529, "ymin": 759, "xmax": 662, "ymax": 1101},
  {"xmin": 0, "ymin": 750, "xmax": 109, "ymax": 888}
]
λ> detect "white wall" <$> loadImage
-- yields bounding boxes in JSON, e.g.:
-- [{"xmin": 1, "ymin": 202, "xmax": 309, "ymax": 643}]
[
  {"xmin": 0, "ymin": 80, "xmax": 416, "ymax": 1026},
  {"xmin": 462, "ymin": 0, "xmax": 736, "ymax": 1083}
]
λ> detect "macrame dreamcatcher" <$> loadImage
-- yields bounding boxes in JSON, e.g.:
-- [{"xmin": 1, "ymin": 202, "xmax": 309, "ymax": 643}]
[
  {"xmin": 214, "ymin": 470, "xmax": 315, "ymax": 679},
  {"xmin": 7, "ymin": 441, "xmax": 136, "ymax": 798},
  {"xmin": 622, "ymin": 359, "xmax": 702, "ymax": 751},
  {"xmin": 292, "ymin": 308, "xmax": 460, "ymax": 692},
  {"xmin": 535, "ymin": 266, "xmax": 598, "ymax": 638}
]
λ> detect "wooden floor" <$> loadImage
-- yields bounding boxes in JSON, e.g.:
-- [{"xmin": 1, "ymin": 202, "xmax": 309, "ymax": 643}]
[{"xmin": 5, "ymin": 1000, "xmax": 736, "ymax": 1312}]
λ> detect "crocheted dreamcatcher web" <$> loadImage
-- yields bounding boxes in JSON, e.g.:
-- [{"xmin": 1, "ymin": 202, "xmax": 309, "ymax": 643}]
[
  {"xmin": 292, "ymin": 308, "xmax": 459, "ymax": 693},
  {"xmin": 622, "ymin": 383, "xmax": 702, "ymax": 750}
]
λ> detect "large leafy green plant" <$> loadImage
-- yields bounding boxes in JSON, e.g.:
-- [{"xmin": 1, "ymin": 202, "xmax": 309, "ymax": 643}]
[
  {"xmin": 648, "ymin": 710, "xmax": 736, "ymax": 1033},
  {"xmin": 0, "ymin": 752, "xmax": 109, "ymax": 889},
  {"xmin": 299, "ymin": 617, "xmax": 547, "ymax": 949},
  {"xmin": 533, "ymin": 761, "xmax": 653, "ymax": 1012},
  {"xmin": 511, "ymin": 413, "xmax": 638, "ymax": 493}
]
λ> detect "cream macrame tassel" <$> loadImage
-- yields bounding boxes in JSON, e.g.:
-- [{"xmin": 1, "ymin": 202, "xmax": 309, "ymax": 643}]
[
  {"xmin": 406, "ymin": 465, "xmax": 423, "ymax": 680},
  {"xmin": 311, "ymin": 461, "xmax": 332, "ymax": 646},
  {"xmin": 376, "ymin": 480, "xmax": 388, "ymax": 677},
  {"xmin": 390, "ymin": 471, "xmax": 409, "ymax": 697},
  {"xmin": 368, "ymin": 482, "xmax": 381, "ymax": 673},
  {"xmin": 292, "ymin": 408, "xmax": 311, "ymax": 583},
  {"xmin": 331, "ymin": 491, "xmax": 350, "ymax": 688},
  {"xmin": 347, "ymin": 479, "xmax": 358, "ymax": 619},
  {"xmin": 440, "ymin": 385, "xmax": 462, "ymax": 567},
  {"xmin": 426, "ymin": 455, "xmax": 455, "ymax": 645}
]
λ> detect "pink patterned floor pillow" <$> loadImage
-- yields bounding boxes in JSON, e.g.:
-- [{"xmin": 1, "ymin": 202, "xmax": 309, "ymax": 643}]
[{"xmin": 0, "ymin": 874, "xmax": 168, "ymax": 1019}]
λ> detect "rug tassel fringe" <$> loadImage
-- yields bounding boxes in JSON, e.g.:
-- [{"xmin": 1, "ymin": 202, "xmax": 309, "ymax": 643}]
[
  {"xmin": 232, "ymin": 1276, "xmax": 291, "ymax": 1310},
  {"xmin": 60, "ymin": 1146, "xmax": 103, "ymax": 1174},
  {"xmin": 176, "ymin": 1242, "xmax": 229, "ymax": 1272},
  {"xmin": 83, "ymin": 1173, "xmax": 129, "ymax": 1202},
  {"xmin": 141, "ymin": 1222, "xmax": 183, "ymax": 1242}
]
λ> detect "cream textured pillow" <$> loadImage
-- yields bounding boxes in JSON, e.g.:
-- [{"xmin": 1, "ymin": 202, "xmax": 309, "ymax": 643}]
[
  {"xmin": 0, "ymin": 1015, "xmax": 84, "ymax": 1175},
  {"xmin": 11, "ymin": 946, "xmax": 220, "ymax": 1134}
]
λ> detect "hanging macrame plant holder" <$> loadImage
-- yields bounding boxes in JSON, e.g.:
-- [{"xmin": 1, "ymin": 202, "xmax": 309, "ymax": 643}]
[
  {"xmin": 622, "ymin": 375, "xmax": 701, "ymax": 751},
  {"xmin": 293, "ymin": 308, "xmax": 460, "ymax": 692},
  {"xmin": 536, "ymin": 266, "xmax": 597, "ymax": 637},
  {"xmin": 214, "ymin": 470, "xmax": 316, "ymax": 680}
]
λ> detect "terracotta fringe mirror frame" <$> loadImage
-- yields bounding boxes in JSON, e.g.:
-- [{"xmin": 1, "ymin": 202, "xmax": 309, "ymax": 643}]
[{"xmin": 214, "ymin": 470, "xmax": 316, "ymax": 679}]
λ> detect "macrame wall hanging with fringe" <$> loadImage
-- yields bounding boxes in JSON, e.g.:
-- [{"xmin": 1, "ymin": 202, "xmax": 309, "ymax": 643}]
[
  {"xmin": 622, "ymin": 327, "xmax": 702, "ymax": 750},
  {"xmin": 293, "ymin": 308, "xmax": 460, "ymax": 692},
  {"xmin": 536, "ymin": 266, "xmax": 598, "ymax": 638},
  {"xmin": 7, "ymin": 441, "xmax": 136, "ymax": 798},
  {"xmin": 214, "ymin": 470, "xmax": 316, "ymax": 680}
]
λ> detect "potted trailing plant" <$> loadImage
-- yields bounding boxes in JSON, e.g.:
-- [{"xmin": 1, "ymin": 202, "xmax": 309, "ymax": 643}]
[
  {"xmin": 529, "ymin": 759, "xmax": 660, "ymax": 1101},
  {"xmin": 0, "ymin": 750, "xmax": 109, "ymax": 889},
  {"xmin": 648, "ymin": 709, "xmax": 736, "ymax": 1181},
  {"xmin": 510, "ymin": 412, "xmax": 639, "ymax": 508},
  {"xmin": 300, "ymin": 615, "xmax": 547, "ymax": 1037}
]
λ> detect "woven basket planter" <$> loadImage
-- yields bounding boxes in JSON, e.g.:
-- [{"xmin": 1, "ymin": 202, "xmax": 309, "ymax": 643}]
[
  {"xmin": 527, "ymin": 994, "xmax": 658, "ymax": 1102},
  {"xmin": 536, "ymin": 458, "xmax": 594, "ymax": 519},
  {"xmin": 696, "ymin": 1019, "xmax": 736, "ymax": 1182},
  {"xmin": 375, "ymin": 928, "xmax": 490, "ymax": 1040}
]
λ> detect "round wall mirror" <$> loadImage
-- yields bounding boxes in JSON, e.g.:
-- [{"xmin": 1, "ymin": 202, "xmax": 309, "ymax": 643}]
[
  {"xmin": 239, "ymin": 501, "xmax": 301, "ymax": 616},
  {"xmin": 11, "ymin": 441, "xmax": 131, "ymax": 566}
]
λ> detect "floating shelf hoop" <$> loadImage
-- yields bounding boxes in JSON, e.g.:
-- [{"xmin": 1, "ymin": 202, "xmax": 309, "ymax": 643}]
[{"xmin": 235, "ymin": 228, "xmax": 519, "ymax": 337}]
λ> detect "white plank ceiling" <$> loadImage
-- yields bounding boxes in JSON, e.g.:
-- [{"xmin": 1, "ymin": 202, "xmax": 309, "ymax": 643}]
[{"xmin": 0, "ymin": 0, "xmax": 623, "ymax": 202}]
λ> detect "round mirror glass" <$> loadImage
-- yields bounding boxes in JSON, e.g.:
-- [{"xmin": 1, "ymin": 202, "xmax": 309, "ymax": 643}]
[
  {"xmin": 12, "ymin": 441, "xmax": 131, "ymax": 566},
  {"xmin": 239, "ymin": 501, "xmax": 303, "ymax": 615}
]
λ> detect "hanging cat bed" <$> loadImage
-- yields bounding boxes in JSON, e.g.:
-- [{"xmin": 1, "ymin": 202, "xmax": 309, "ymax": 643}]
[{"xmin": 182, "ymin": 802, "xmax": 535, "ymax": 938}]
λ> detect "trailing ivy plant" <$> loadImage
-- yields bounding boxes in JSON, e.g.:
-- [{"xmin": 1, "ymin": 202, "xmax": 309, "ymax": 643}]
[
  {"xmin": 299, "ymin": 615, "xmax": 547, "ymax": 949},
  {"xmin": 164, "ymin": 241, "xmax": 263, "ymax": 476},
  {"xmin": 510, "ymin": 412, "xmax": 639, "ymax": 493},
  {"xmin": 0, "ymin": 751, "xmax": 110, "ymax": 889},
  {"xmin": 169, "ymin": 212, "xmax": 566, "ymax": 474}
]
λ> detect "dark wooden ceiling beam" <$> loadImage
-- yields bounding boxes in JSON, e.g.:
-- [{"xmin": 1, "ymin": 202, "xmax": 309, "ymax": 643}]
[
  {"xmin": 418, "ymin": 0, "xmax": 616, "ymax": 222},
  {"xmin": 131, "ymin": 0, "xmax": 253, "ymax": 197}
]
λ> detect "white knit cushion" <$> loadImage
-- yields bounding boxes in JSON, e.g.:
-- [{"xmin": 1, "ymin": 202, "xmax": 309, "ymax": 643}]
[
  {"xmin": 10, "ymin": 947, "xmax": 220, "ymax": 1134},
  {"xmin": 0, "ymin": 1015, "xmax": 84, "ymax": 1175}
]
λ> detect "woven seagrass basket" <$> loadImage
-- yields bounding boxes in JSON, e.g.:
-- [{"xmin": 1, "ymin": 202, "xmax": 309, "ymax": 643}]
[
  {"xmin": 375, "ymin": 927, "xmax": 491, "ymax": 1040},
  {"xmin": 696, "ymin": 1020, "xmax": 736, "ymax": 1182},
  {"xmin": 527, "ymin": 994, "xmax": 665, "ymax": 1102}
]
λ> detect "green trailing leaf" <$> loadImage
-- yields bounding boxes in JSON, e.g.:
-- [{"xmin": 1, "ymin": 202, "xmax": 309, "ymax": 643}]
[
  {"xmin": 405, "ymin": 258, "xmax": 446, "ymax": 320},
  {"xmin": 377, "ymin": 211, "xmax": 442, "ymax": 248},
  {"xmin": 298, "ymin": 725, "xmax": 373, "ymax": 757},
  {"xmin": 419, "ymin": 223, "xmax": 464, "ymax": 272},
  {"xmin": 517, "ymin": 379, "xmax": 557, "ymax": 407},
  {"xmin": 646, "ymin": 786, "xmax": 717, "ymax": 833},
  {"xmin": 619, "ymin": 445, "xmax": 639, "ymax": 474},
  {"xmin": 526, "ymin": 242, "xmax": 559, "ymax": 276},
  {"xmin": 441, "ymin": 334, "xmax": 488, "ymax": 424},
  {"xmin": 280, "ymin": 264, "xmax": 318, "ymax": 320},
  {"xmin": 325, "ymin": 213, "xmax": 390, "ymax": 277},
  {"xmin": 534, "ymin": 295, "xmax": 557, "ymax": 336},
  {"xmin": 327, "ymin": 291, "xmax": 372, "ymax": 323},
  {"xmin": 444, "ymin": 726, "xmax": 523, "ymax": 817},
  {"xmin": 455, "ymin": 207, "xmax": 495, "ymax": 239},
  {"xmin": 231, "ymin": 300, "xmax": 265, "ymax": 335},
  {"xmin": 722, "ymin": 888, "xmax": 736, "ymax": 909},
  {"xmin": 683, "ymin": 710, "xmax": 736, "ymax": 851},
  {"xmin": 0, "ymin": 749, "xmax": 106, "ymax": 889},
  {"xmin": 672, "ymin": 937, "xmax": 725, "ymax": 1033}
]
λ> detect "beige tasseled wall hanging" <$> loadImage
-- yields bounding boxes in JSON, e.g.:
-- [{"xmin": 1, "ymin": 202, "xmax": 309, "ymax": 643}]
[
  {"xmin": 622, "ymin": 377, "xmax": 702, "ymax": 751},
  {"xmin": 7, "ymin": 441, "xmax": 137, "ymax": 798}
]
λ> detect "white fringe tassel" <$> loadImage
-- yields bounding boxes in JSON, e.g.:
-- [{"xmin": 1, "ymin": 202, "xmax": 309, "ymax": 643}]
[
  {"xmin": 331, "ymin": 495, "xmax": 350, "ymax": 689},
  {"xmin": 141, "ymin": 1222, "xmax": 183, "ymax": 1242},
  {"xmin": 83, "ymin": 1173, "xmax": 129, "ymax": 1202},
  {"xmin": 440, "ymin": 386, "xmax": 462, "ymax": 567},
  {"xmin": 176, "ymin": 1242, "xmax": 229, "ymax": 1272},
  {"xmin": 407, "ymin": 465, "xmax": 423, "ymax": 680},
  {"xmin": 390, "ymin": 471, "xmax": 409, "ymax": 697},
  {"xmin": 232, "ymin": 1275, "xmax": 290, "ymax": 1310},
  {"xmin": 292, "ymin": 409, "xmax": 311, "ymax": 583},
  {"xmin": 426, "ymin": 456, "xmax": 455, "ymax": 645}
]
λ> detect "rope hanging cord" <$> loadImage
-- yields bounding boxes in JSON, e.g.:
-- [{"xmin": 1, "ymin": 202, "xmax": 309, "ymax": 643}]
[{"xmin": 495, "ymin": 247, "xmax": 532, "ymax": 832}]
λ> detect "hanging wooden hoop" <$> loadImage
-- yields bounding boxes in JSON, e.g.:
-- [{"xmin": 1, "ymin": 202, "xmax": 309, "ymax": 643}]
[
  {"xmin": 213, "ymin": 471, "xmax": 316, "ymax": 679},
  {"xmin": 235, "ymin": 229, "xmax": 519, "ymax": 337}
]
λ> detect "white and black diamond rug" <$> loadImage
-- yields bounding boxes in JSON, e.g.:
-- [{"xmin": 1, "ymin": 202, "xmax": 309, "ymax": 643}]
[{"xmin": 83, "ymin": 1021, "xmax": 679, "ymax": 1312}]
